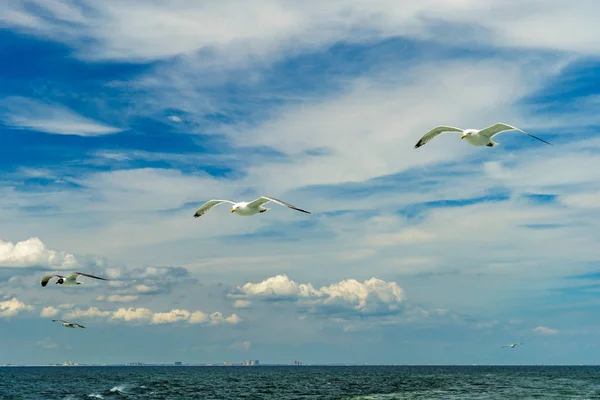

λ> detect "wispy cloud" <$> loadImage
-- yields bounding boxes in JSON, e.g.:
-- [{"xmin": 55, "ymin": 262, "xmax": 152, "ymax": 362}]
[
  {"xmin": 0, "ymin": 97, "xmax": 123, "ymax": 136},
  {"xmin": 96, "ymin": 294, "xmax": 139, "ymax": 303},
  {"xmin": 3, "ymin": 1, "xmax": 600, "ymax": 65},
  {"xmin": 36, "ymin": 338, "xmax": 59, "ymax": 349},
  {"xmin": 533, "ymin": 326, "xmax": 559, "ymax": 335}
]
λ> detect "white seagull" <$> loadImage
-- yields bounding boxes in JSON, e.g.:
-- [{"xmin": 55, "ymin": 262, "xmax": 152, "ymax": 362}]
[
  {"xmin": 502, "ymin": 343, "xmax": 524, "ymax": 349},
  {"xmin": 414, "ymin": 122, "xmax": 552, "ymax": 149},
  {"xmin": 193, "ymin": 196, "xmax": 311, "ymax": 218},
  {"xmin": 52, "ymin": 319, "xmax": 86, "ymax": 329},
  {"xmin": 41, "ymin": 272, "xmax": 108, "ymax": 287}
]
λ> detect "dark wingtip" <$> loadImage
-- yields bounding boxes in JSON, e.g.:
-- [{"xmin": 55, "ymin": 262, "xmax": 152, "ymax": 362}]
[
  {"xmin": 41, "ymin": 281, "xmax": 47, "ymax": 287},
  {"xmin": 414, "ymin": 141, "xmax": 423, "ymax": 149}
]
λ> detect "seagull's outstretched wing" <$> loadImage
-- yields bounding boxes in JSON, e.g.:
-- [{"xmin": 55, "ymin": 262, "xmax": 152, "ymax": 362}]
[
  {"xmin": 41, "ymin": 274, "xmax": 64, "ymax": 287},
  {"xmin": 193, "ymin": 200, "xmax": 236, "ymax": 218},
  {"xmin": 73, "ymin": 323, "xmax": 86, "ymax": 329},
  {"xmin": 479, "ymin": 123, "xmax": 553, "ymax": 145},
  {"xmin": 414, "ymin": 126, "xmax": 464, "ymax": 149},
  {"xmin": 52, "ymin": 319, "xmax": 69, "ymax": 324},
  {"xmin": 247, "ymin": 196, "xmax": 311, "ymax": 214},
  {"xmin": 72, "ymin": 272, "xmax": 108, "ymax": 281}
]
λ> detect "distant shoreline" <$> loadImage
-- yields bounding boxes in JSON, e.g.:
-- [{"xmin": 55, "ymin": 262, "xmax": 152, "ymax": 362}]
[{"xmin": 2, "ymin": 364, "xmax": 599, "ymax": 367}]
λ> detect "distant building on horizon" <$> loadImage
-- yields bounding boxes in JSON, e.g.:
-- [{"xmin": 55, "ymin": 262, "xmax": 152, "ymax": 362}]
[{"xmin": 174, "ymin": 361, "xmax": 182, "ymax": 366}]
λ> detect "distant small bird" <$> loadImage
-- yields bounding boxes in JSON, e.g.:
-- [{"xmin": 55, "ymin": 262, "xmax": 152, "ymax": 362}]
[
  {"xmin": 502, "ymin": 343, "xmax": 524, "ymax": 349},
  {"xmin": 193, "ymin": 196, "xmax": 311, "ymax": 218},
  {"xmin": 414, "ymin": 122, "xmax": 552, "ymax": 149},
  {"xmin": 52, "ymin": 319, "xmax": 86, "ymax": 329},
  {"xmin": 41, "ymin": 272, "xmax": 108, "ymax": 287}
]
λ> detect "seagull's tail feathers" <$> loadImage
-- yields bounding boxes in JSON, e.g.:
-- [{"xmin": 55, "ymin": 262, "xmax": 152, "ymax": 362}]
[{"xmin": 486, "ymin": 141, "xmax": 498, "ymax": 147}]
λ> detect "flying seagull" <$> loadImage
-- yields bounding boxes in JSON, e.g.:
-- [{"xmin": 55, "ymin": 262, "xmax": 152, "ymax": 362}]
[
  {"xmin": 502, "ymin": 343, "xmax": 524, "ymax": 349},
  {"xmin": 193, "ymin": 196, "xmax": 311, "ymax": 218},
  {"xmin": 52, "ymin": 319, "xmax": 86, "ymax": 329},
  {"xmin": 414, "ymin": 123, "xmax": 552, "ymax": 149},
  {"xmin": 41, "ymin": 272, "xmax": 108, "ymax": 287}
]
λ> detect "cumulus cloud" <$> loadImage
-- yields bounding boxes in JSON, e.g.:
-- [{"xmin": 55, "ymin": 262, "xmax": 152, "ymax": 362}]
[
  {"xmin": 232, "ymin": 300, "xmax": 252, "ymax": 308},
  {"xmin": 112, "ymin": 307, "xmax": 153, "ymax": 322},
  {"xmin": 0, "ymin": 237, "xmax": 80, "ymax": 269},
  {"xmin": 0, "ymin": 298, "xmax": 33, "ymax": 318},
  {"xmin": 64, "ymin": 305, "xmax": 239, "ymax": 326},
  {"xmin": 235, "ymin": 275, "xmax": 405, "ymax": 316},
  {"xmin": 40, "ymin": 306, "xmax": 59, "ymax": 318},
  {"xmin": 238, "ymin": 274, "xmax": 320, "ymax": 300},
  {"xmin": 533, "ymin": 326, "xmax": 559, "ymax": 335},
  {"xmin": 151, "ymin": 309, "xmax": 190, "ymax": 324},
  {"xmin": 64, "ymin": 307, "xmax": 111, "ymax": 320}
]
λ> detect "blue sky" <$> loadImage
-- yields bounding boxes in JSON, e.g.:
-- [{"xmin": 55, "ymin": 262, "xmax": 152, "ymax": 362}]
[{"xmin": 1, "ymin": 0, "xmax": 600, "ymax": 365}]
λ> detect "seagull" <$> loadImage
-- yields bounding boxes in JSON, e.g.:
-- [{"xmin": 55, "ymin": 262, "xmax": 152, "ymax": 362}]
[
  {"xmin": 414, "ymin": 123, "xmax": 552, "ymax": 149},
  {"xmin": 41, "ymin": 272, "xmax": 108, "ymax": 287},
  {"xmin": 52, "ymin": 319, "xmax": 86, "ymax": 329},
  {"xmin": 193, "ymin": 196, "xmax": 311, "ymax": 218},
  {"xmin": 502, "ymin": 343, "xmax": 524, "ymax": 349}
]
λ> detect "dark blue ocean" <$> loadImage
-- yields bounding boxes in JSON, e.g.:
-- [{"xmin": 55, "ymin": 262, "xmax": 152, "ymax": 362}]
[{"xmin": 1, "ymin": 366, "xmax": 600, "ymax": 399}]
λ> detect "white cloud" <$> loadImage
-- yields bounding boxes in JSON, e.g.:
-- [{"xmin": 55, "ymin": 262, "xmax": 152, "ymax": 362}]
[
  {"xmin": 0, "ymin": 97, "xmax": 123, "ymax": 136},
  {"xmin": 0, "ymin": 237, "xmax": 80, "ymax": 269},
  {"xmin": 0, "ymin": 298, "xmax": 33, "ymax": 318},
  {"xmin": 208, "ymin": 312, "xmax": 241, "ymax": 325},
  {"xmin": 239, "ymin": 274, "xmax": 320, "ymax": 299},
  {"xmin": 96, "ymin": 295, "xmax": 139, "ymax": 303},
  {"xmin": 151, "ymin": 309, "xmax": 190, "ymax": 324},
  {"xmin": 64, "ymin": 305, "xmax": 239, "ymax": 326},
  {"xmin": 232, "ymin": 300, "xmax": 252, "ymax": 308},
  {"xmin": 40, "ymin": 306, "xmax": 59, "ymax": 318},
  {"xmin": 36, "ymin": 338, "xmax": 59, "ymax": 349},
  {"xmin": 112, "ymin": 307, "xmax": 153, "ymax": 322},
  {"xmin": 237, "ymin": 275, "xmax": 405, "ymax": 316},
  {"xmin": 167, "ymin": 115, "xmax": 182, "ymax": 123},
  {"xmin": 64, "ymin": 307, "xmax": 111, "ymax": 320},
  {"xmin": 533, "ymin": 326, "xmax": 559, "ymax": 335},
  {"xmin": 2, "ymin": 1, "xmax": 599, "ymax": 65},
  {"xmin": 134, "ymin": 284, "xmax": 160, "ymax": 294}
]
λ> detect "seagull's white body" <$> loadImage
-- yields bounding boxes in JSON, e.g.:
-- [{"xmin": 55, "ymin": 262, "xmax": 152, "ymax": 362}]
[
  {"xmin": 41, "ymin": 272, "xmax": 108, "ymax": 287},
  {"xmin": 414, "ymin": 123, "xmax": 552, "ymax": 149},
  {"xmin": 193, "ymin": 196, "xmax": 311, "ymax": 218},
  {"xmin": 229, "ymin": 201, "xmax": 264, "ymax": 216},
  {"xmin": 52, "ymin": 319, "xmax": 86, "ymax": 329}
]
